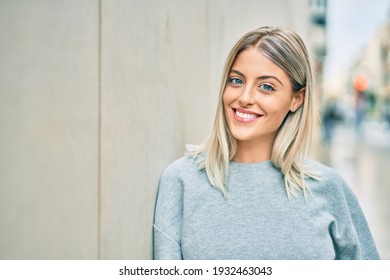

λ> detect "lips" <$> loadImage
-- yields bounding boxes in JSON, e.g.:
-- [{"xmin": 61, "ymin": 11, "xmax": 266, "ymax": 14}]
[{"xmin": 233, "ymin": 108, "xmax": 262, "ymax": 123}]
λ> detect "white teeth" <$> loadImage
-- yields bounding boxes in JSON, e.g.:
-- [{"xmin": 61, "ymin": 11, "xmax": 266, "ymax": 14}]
[{"xmin": 235, "ymin": 110, "xmax": 258, "ymax": 119}]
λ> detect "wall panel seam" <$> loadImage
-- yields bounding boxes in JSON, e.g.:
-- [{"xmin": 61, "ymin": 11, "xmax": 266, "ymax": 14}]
[{"xmin": 97, "ymin": 0, "xmax": 103, "ymax": 260}]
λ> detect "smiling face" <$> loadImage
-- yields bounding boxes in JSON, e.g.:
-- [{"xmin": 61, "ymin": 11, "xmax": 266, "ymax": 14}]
[{"xmin": 223, "ymin": 47, "xmax": 303, "ymax": 149}]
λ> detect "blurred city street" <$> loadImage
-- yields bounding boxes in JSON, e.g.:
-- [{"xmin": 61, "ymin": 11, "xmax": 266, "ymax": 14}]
[
  {"xmin": 322, "ymin": 121, "xmax": 390, "ymax": 259},
  {"xmin": 320, "ymin": 0, "xmax": 390, "ymax": 260}
]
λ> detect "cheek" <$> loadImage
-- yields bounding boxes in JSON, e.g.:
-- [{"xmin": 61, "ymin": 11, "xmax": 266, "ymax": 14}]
[
  {"xmin": 267, "ymin": 104, "xmax": 291, "ymax": 117},
  {"xmin": 222, "ymin": 90, "xmax": 233, "ymax": 112},
  {"xmin": 222, "ymin": 89, "xmax": 231, "ymax": 105},
  {"xmin": 222, "ymin": 92, "xmax": 227, "ymax": 107},
  {"xmin": 222, "ymin": 91, "xmax": 230, "ymax": 120},
  {"xmin": 261, "ymin": 96, "xmax": 292, "ymax": 115},
  {"xmin": 262, "ymin": 100, "xmax": 292, "ymax": 127}
]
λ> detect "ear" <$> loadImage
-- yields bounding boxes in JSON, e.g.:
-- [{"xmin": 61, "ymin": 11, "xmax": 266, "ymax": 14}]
[{"xmin": 290, "ymin": 88, "xmax": 305, "ymax": 112}]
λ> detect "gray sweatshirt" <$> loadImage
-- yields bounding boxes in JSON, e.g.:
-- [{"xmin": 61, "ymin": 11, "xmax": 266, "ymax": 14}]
[{"xmin": 153, "ymin": 156, "xmax": 380, "ymax": 260}]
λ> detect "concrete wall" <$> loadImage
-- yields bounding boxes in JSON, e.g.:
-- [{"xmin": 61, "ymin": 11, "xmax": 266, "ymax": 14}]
[
  {"xmin": 0, "ymin": 0, "xmax": 309, "ymax": 259},
  {"xmin": 0, "ymin": 0, "xmax": 99, "ymax": 259}
]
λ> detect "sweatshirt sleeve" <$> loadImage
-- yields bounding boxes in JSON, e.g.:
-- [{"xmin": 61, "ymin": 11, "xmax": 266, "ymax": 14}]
[
  {"xmin": 153, "ymin": 162, "xmax": 183, "ymax": 260},
  {"xmin": 331, "ymin": 179, "xmax": 380, "ymax": 260}
]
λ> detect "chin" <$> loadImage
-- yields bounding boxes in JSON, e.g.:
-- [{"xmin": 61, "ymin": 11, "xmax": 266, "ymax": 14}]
[{"xmin": 230, "ymin": 130, "xmax": 259, "ymax": 142}]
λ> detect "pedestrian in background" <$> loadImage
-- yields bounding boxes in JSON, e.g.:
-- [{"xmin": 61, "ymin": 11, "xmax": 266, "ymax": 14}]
[
  {"xmin": 153, "ymin": 26, "xmax": 380, "ymax": 260},
  {"xmin": 322, "ymin": 98, "xmax": 343, "ymax": 143}
]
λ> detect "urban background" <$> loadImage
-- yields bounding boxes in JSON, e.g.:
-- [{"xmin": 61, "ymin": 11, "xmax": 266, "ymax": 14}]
[{"xmin": 0, "ymin": 0, "xmax": 389, "ymax": 259}]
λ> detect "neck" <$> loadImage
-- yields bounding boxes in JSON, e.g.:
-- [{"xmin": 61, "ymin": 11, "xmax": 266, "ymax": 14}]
[{"xmin": 233, "ymin": 136, "xmax": 275, "ymax": 163}]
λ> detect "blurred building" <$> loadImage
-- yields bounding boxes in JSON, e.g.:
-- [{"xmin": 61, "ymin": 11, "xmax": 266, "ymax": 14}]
[
  {"xmin": 308, "ymin": 0, "xmax": 328, "ymax": 159},
  {"xmin": 309, "ymin": 0, "xmax": 328, "ymax": 88},
  {"xmin": 349, "ymin": 22, "xmax": 390, "ymax": 119}
]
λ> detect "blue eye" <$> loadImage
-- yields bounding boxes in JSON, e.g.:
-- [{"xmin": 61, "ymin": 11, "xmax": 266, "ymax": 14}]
[
  {"xmin": 229, "ymin": 77, "xmax": 243, "ymax": 85},
  {"xmin": 260, "ymin": 84, "xmax": 275, "ymax": 92}
]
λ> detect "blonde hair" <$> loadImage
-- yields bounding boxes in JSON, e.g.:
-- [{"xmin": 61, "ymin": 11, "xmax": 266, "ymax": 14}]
[{"xmin": 188, "ymin": 26, "xmax": 320, "ymax": 199}]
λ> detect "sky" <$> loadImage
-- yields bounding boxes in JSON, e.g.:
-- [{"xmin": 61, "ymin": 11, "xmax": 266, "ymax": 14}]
[{"xmin": 324, "ymin": 0, "xmax": 390, "ymax": 79}]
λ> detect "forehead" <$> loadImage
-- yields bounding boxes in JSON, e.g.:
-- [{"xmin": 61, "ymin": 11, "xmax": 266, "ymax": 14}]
[{"xmin": 232, "ymin": 47, "xmax": 290, "ymax": 82}]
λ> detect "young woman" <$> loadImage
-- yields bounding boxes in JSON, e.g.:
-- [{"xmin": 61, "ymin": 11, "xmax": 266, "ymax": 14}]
[{"xmin": 153, "ymin": 26, "xmax": 380, "ymax": 260}]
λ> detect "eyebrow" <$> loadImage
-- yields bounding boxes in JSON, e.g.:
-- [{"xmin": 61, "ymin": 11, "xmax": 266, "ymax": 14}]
[{"xmin": 230, "ymin": 69, "xmax": 284, "ymax": 86}]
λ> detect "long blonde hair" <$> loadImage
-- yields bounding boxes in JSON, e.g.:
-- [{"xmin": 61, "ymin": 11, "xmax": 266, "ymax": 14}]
[{"xmin": 188, "ymin": 26, "xmax": 320, "ymax": 199}]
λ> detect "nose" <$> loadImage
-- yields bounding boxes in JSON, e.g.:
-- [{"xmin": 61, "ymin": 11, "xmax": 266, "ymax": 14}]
[{"xmin": 238, "ymin": 84, "xmax": 255, "ymax": 106}]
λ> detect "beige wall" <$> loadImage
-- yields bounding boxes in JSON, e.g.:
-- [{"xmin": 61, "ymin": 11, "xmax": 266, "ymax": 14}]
[
  {"xmin": 0, "ymin": 0, "xmax": 309, "ymax": 259},
  {"xmin": 0, "ymin": 0, "xmax": 99, "ymax": 259}
]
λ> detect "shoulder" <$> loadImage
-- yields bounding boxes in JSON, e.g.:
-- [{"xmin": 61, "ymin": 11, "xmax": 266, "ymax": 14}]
[
  {"xmin": 156, "ymin": 155, "xmax": 204, "ymax": 206},
  {"xmin": 162, "ymin": 155, "xmax": 199, "ymax": 174},
  {"xmin": 304, "ymin": 160, "xmax": 362, "ymax": 222},
  {"xmin": 159, "ymin": 155, "xmax": 202, "ymax": 184},
  {"xmin": 306, "ymin": 159, "xmax": 345, "ymax": 182},
  {"xmin": 305, "ymin": 159, "xmax": 353, "ymax": 199}
]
